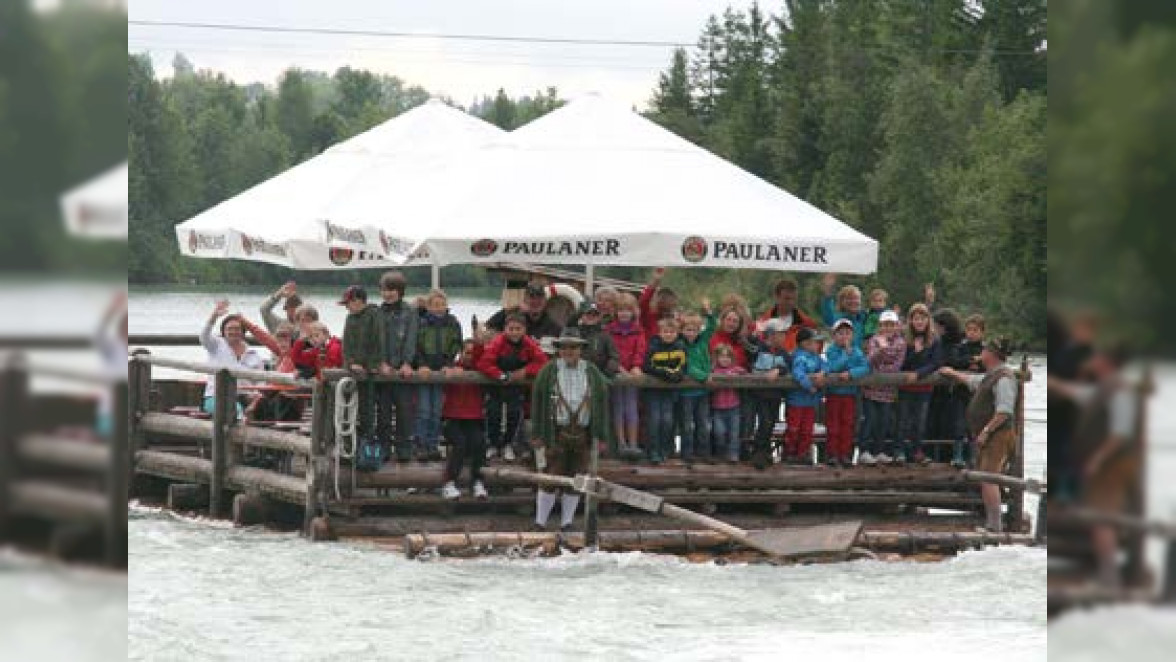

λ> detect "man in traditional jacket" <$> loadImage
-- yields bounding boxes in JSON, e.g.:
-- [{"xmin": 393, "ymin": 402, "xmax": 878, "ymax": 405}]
[
  {"xmin": 939, "ymin": 338, "xmax": 1019, "ymax": 533},
  {"xmin": 529, "ymin": 328, "xmax": 612, "ymax": 531}
]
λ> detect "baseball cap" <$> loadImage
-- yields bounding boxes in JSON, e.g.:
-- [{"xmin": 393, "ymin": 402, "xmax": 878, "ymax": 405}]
[
  {"xmin": 832, "ymin": 318, "xmax": 854, "ymax": 331},
  {"xmin": 879, "ymin": 310, "xmax": 900, "ymax": 323},
  {"xmin": 524, "ymin": 282, "xmax": 548, "ymax": 298},
  {"xmin": 581, "ymin": 302, "xmax": 601, "ymax": 315},
  {"xmin": 795, "ymin": 327, "xmax": 817, "ymax": 344},
  {"xmin": 338, "ymin": 285, "xmax": 367, "ymax": 304}
]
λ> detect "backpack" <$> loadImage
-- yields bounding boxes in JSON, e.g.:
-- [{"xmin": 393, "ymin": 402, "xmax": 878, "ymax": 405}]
[{"xmin": 354, "ymin": 434, "xmax": 386, "ymax": 473}]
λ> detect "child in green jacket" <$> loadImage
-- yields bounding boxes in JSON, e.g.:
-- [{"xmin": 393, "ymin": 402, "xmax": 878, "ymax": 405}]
[{"xmin": 679, "ymin": 301, "xmax": 716, "ymax": 463}]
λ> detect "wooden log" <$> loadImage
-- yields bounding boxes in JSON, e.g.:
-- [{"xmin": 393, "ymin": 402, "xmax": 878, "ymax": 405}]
[
  {"xmin": 167, "ymin": 483, "xmax": 209, "ymax": 511},
  {"xmin": 309, "ymin": 516, "xmax": 336, "ymax": 542},
  {"xmin": 1052, "ymin": 508, "xmax": 1176, "ymax": 539},
  {"xmin": 21, "ymin": 361, "xmax": 116, "ymax": 386},
  {"xmin": 136, "ymin": 355, "xmax": 311, "ymax": 388},
  {"xmin": 107, "ymin": 380, "xmax": 129, "ymax": 566},
  {"xmin": 1126, "ymin": 366, "xmax": 1153, "ymax": 586},
  {"xmin": 390, "ymin": 463, "xmax": 971, "ymax": 492},
  {"xmin": 225, "ymin": 466, "xmax": 307, "ymax": 505},
  {"xmin": 0, "ymin": 335, "xmax": 92, "ymax": 349},
  {"xmin": 305, "ymin": 381, "xmax": 330, "ymax": 534},
  {"xmin": 17, "ymin": 434, "xmax": 111, "ymax": 473},
  {"xmin": 232, "ymin": 492, "xmax": 271, "ymax": 527},
  {"xmin": 1009, "ymin": 355, "xmax": 1028, "ymax": 532},
  {"xmin": 9, "ymin": 480, "xmax": 107, "ymax": 523},
  {"xmin": 129, "ymin": 334, "xmax": 263, "ymax": 347},
  {"xmin": 140, "ymin": 412, "xmax": 312, "ymax": 456},
  {"xmin": 136, "ymin": 450, "xmax": 212, "ymax": 484},
  {"xmin": 962, "ymin": 470, "xmax": 1045, "ymax": 494},
  {"xmin": 0, "ymin": 353, "xmax": 29, "ymax": 538},
  {"xmin": 210, "ymin": 370, "xmax": 235, "ymax": 518},
  {"xmin": 128, "ymin": 350, "xmax": 151, "ymax": 494},
  {"xmin": 401, "ymin": 529, "xmax": 1035, "ymax": 558}
]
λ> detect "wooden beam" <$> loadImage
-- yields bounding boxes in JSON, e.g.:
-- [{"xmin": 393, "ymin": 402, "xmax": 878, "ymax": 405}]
[
  {"xmin": 9, "ymin": 480, "xmax": 107, "ymax": 524},
  {"xmin": 17, "ymin": 434, "xmax": 111, "ymax": 473},
  {"xmin": 135, "ymin": 355, "xmax": 311, "ymax": 387},
  {"xmin": 107, "ymin": 380, "xmax": 129, "ymax": 566},
  {"xmin": 0, "ymin": 353, "xmax": 29, "ymax": 539}
]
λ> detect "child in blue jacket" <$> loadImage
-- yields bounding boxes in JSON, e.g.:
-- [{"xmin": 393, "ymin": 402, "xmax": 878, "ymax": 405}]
[
  {"xmin": 785, "ymin": 327, "xmax": 827, "ymax": 465},
  {"xmin": 823, "ymin": 319, "xmax": 870, "ymax": 467}
]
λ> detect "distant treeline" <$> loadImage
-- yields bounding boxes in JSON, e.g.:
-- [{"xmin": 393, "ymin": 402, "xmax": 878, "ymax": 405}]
[{"xmin": 127, "ymin": 1, "xmax": 1047, "ymax": 346}]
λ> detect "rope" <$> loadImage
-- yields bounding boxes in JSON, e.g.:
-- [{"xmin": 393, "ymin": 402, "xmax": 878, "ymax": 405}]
[{"xmin": 333, "ymin": 377, "xmax": 359, "ymax": 500}]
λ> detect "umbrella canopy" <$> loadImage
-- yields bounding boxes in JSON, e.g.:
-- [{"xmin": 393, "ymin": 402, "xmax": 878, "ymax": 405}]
[
  {"xmin": 173, "ymin": 99, "xmax": 504, "ymax": 269},
  {"xmin": 328, "ymin": 94, "xmax": 878, "ymax": 274},
  {"xmin": 61, "ymin": 162, "xmax": 127, "ymax": 239}
]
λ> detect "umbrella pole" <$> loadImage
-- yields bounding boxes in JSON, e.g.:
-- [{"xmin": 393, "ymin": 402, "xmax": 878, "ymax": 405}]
[{"xmin": 585, "ymin": 263, "xmax": 595, "ymax": 298}]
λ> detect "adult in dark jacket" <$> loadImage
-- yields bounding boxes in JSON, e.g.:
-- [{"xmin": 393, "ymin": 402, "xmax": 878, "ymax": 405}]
[
  {"xmin": 928, "ymin": 309, "xmax": 969, "ymax": 465},
  {"xmin": 340, "ymin": 286, "xmax": 385, "ymax": 440},
  {"xmin": 485, "ymin": 282, "xmax": 564, "ymax": 340},
  {"xmin": 375, "ymin": 271, "xmax": 420, "ymax": 461},
  {"xmin": 897, "ymin": 303, "xmax": 944, "ymax": 465},
  {"xmin": 574, "ymin": 303, "xmax": 621, "ymax": 377}
]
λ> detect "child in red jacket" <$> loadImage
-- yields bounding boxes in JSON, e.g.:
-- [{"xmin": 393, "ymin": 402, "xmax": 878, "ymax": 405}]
[
  {"xmin": 606, "ymin": 293, "xmax": 647, "ymax": 457},
  {"xmin": 476, "ymin": 313, "xmax": 549, "ymax": 461},
  {"xmin": 441, "ymin": 339, "xmax": 489, "ymax": 500},
  {"xmin": 292, "ymin": 322, "xmax": 344, "ymax": 379}
]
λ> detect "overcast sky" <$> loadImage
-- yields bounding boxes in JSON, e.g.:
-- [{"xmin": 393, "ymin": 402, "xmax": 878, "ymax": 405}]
[{"xmin": 127, "ymin": 0, "xmax": 760, "ymax": 109}]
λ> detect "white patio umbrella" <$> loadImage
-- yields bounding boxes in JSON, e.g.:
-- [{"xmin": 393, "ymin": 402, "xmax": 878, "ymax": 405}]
[
  {"xmin": 327, "ymin": 94, "xmax": 878, "ymax": 276},
  {"xmin": 61, "ymin": 162, "xmax": 127, "ymax": 239},
  {"xmin": 173, "ymin": 99, "xmax": 505, "ymax": 269}
]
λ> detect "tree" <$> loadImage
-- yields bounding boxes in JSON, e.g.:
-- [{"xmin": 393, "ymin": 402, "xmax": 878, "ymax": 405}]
[{"xmin": 276, "ymin": 68, "xmax": 315, "ymax": 157}]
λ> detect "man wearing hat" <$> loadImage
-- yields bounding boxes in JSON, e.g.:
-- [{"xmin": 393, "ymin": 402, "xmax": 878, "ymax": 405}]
[
  {"xmin": 485, "ymin": 280, "xmax": 564, "ymax": 340},
  {"xmin": 528, "ymin": 328, "xmax": 612, "ymax": 531},
  {"xmin": 939, "ymin": 337, "xmax": 1018, "ymax": 532},
  {"xmin": 260, "ymin": 280, "xmax": 304, "ymax": 335}
]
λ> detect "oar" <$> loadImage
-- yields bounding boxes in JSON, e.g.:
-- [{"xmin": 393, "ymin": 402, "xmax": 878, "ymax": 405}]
[{"xmin": 484, "ymin": 466, "xmax": 863, "ymax": 560}]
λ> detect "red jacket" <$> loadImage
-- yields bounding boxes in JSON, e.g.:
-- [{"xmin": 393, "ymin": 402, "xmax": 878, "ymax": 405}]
[
  {"xmin": 755, "ymin": 305, "xmax": 818, "ymax": 353},
  {"xmin": 476, "ymin": 334, "xmax": 548, "ymax": 380},
  {"xmin": 709, "ymin": 329, "xmax": 750, "ymax": 369},
  {"xmin": 606, "ymin": 320, "xmax": 647, "ymax": 371},
  {"xmin": 292, "ymin": 337, "xmax": 343, "ymax": 378},
  {"xmin": 443, "ymin": 346, "xmax": 485, "ymax": 420}
]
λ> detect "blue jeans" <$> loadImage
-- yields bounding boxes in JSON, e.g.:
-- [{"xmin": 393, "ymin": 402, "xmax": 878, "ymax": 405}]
[
  {"xmin": 897, "ymin": 391, "xmax": 932, "ymax": 457},
  {"xmin": 645, "ymin": 391, "xmax": 678, "ymax": 460},
  {"xmin": 415, "ymin": 384, "xmax": 443, "ymax": 452},
  {"xmin": 680, "ymin": 394, "xmax": 711, "ymax": 459},
  {"xmin": 202, "ymin": 396, "xmax": 244, "ymax": 420},
  {"xmin": 712, "ymin": 407, "xmax": 741, "ymax": 461},
  {"xmin": 861, "ymin": 399, "xmax": 893, "ymax": 455}
]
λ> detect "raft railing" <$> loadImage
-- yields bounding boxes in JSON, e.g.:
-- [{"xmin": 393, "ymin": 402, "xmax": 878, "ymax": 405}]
[{"xmin": 0, "ymin": 352, "xmax": 127, "ymax": 567}]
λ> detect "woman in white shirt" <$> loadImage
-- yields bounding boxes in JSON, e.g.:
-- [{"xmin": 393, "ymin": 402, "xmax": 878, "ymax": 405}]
[{"xmin": 199, "ymin": 300, "xmax": 265, "ymax": 417}]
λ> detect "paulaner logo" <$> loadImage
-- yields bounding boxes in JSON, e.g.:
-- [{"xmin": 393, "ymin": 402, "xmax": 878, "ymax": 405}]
[
  {"xmin": 470, "ymin": 239, "xmax": 498, "ymax": 257},
  {"xmin": 325, "ymin": 222, "xmax": 366, "ymax": 245},
  {"xmin": 188, "ymin": 231, "xmax": 226, "ymax": 252},
  {"xmin": 499, "ymin": 239, "xmax": 621, "ymax": 257},
  {"xmin": 241, "ymin": 234, "xmax": 288, "ymax": 258},
  {"xmin": 681, "ymin": 236, "xmax": 708, "ymax": 263},
  {"xmin": 328, "ymin": 247, "xmax": 354, "ymax": 266}
]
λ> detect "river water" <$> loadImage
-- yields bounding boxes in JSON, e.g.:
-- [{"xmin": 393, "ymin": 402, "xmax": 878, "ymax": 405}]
[{"xmin": 3, "ymin": 286, "xmax": 1174, "ymax": 660}]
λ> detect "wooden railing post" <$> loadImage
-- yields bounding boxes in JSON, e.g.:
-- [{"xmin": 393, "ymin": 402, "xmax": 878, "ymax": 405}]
[
  {"xmin": 1125, "ymin": 365, "xmax": 1153, "ymax": 587},
  {"xmin": 305, "ymin": 380, "xmax": 330, "ymax": 535},
  {"xmin": 1009, "ymin": 355, "xmax": 1029, "ymax": 532},
  {"xmin": 210, "ymin": 369, "xmax": 236, "ymax": 518},
  {"xmin": 0, "ymin": 353, "xmax": 29, "ymax": 540},
  {"xmin": 107, "ymin": 380, "xmax": 129, "ymax": 566},
  {"xmin": 128, "ymin": 350, "xmax": 151, "ymax": 492}
]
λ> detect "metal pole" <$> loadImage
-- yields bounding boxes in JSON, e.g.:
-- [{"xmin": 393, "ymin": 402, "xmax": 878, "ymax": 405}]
[
  {"xmin": 431, "ymin": 260, "xmax": 441, "ymax": 290},
  {"xmin": 585, "ymin": 263, "xmax": 595, "ymax": 298}
]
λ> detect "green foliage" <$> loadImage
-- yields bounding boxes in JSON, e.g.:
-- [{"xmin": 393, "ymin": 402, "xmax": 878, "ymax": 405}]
[{"xmin": 641, "ymin": 1, "xmax": 1047, "ymax": 347}]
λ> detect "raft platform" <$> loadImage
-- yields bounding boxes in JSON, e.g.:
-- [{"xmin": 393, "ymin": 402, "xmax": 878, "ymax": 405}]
[{"xmin": 122, "ymin": 346, "xmax": 1047, "ymax": 564}]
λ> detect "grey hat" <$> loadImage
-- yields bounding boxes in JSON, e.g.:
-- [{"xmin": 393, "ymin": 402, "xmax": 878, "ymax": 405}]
[{"xmin": 553, "ymin": 327, "xmax": 588, "ymax": 348}]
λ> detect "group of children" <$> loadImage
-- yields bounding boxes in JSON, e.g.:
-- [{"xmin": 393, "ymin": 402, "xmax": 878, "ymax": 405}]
[{"xmin": 228, "ymin": 268, "xmax": 999, "ymax": 499}]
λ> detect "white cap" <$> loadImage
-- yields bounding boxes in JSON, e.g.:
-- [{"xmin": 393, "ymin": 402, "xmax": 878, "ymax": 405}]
[
  {"xmin": 879, "ymin": 310, "xmax": 900, "ymax": 323},
  {"xmin": 833, "ymin": 318, "xmax": 854, "ymax": 330}
]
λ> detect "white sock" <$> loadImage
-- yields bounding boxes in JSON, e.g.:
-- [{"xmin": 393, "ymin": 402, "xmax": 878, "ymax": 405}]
[
  {"xmin": 560, "ymin": 493, "xmax": 581, "ymax": 527},
  {"xmin": 535, "ymin": 490, "xmax": 557, "ymax": 527}
]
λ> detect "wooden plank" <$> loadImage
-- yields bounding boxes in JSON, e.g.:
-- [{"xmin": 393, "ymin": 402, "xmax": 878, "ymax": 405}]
[
  {"xmin": 0, "ymin": 354, "xmax": 29, "ymax": 538},
  {"xmin": 135, "ymin": 450, "xmax": 212, "ymax": 484},
  {"xmin": 9, "ymin": 480, "xmax": 107, "ymax": 524},
  {"xmin": 745, "ymin": 521, "xmax": 863, "ymax": 558},
  {"xmin": 108, "ymin": 381, "xmax": 129, "ymax": 566}
]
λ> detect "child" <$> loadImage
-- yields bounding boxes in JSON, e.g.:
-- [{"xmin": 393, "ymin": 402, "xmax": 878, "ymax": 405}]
[
  {"xmin": 476, "ymin": 313, "xmax": 549, "ymax": 461},
  {"xmin": 898, "ymin": 303, "xmax": 943, "ymax": 466},
  {"xmin": 957, "ymin": 314, "xmax": 987, "ymax": 467},
  {"xmin": 680, "ymin": 303, "xmax": 717, "ymax": 464},
  {"xmin": 862, "ymin": 288, "xmax": 889, "ymax": 341},
  {"xmin": 962, "ymin": 314, "xmax": 986, "ymax": 372},
  {"xmin": 606, "ymin": 293, "xmax": 647, "ymax": 458},
  {"xmin": 376, "ymin": 271, "xmax": 420, "ymax": 463},
  {"xmin": 642, "ymin": 317, "xmax": 687, "ymax": 465},
  {"xmin": 639, "ymin": 267, "xmax": 680, "ymax": 340},
  {"xmin": 340, "ymin": 286, "xmax": 385, "ymax": 442},
  {"xmin": 440, "ymin": 339, "xmax": 489, "ymax": 500},
  {"xmin": 785, "ymin": 327, "xmax": 826, "ymax": 465},
  {"xmin": 823, "ymin": 319, "xmax": 870, "ymax": 467},
  {"xmin": 241, "ymin": 320, "xmax": 302, "ymax": 423},
  {"xmin": 860, "ymin": 310, "xmax": 906, "ymax": 465},
  {"xmin": 293, "ymin": 321, "xmax": 344, "ymax": 379},
  {"xmin": 748, "ymin": 321, "xmax": 790, "ymax": 470},
  {"xmin": 710, "ymin": 344, "xmax": 747, "ymax": 463},
  {"xmin": 415, "ymin": 289, "xmax": 463, "ymax": 462}
]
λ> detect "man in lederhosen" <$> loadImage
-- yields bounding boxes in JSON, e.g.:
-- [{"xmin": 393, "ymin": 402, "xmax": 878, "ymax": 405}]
[
  {"xmin": 939, "ymin": 337, "xmax": 1019, "ymax": 533},
  {"xmin": 529, "ymin": 328, "xmax": 612, "ymax": 531}
]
